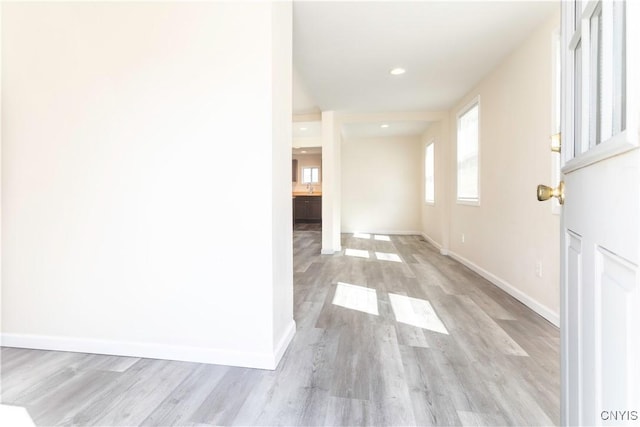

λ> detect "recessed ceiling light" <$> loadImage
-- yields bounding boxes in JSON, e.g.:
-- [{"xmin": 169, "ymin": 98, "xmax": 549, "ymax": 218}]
[
  {"xmin": 389, "ymin": 67, "xmax": 406, "ymax": 75},
  {"xmin": 381, "ymin": 124, "xmax": 389, "ymax": 128},
  {"xmin": 300, "ymin": 127, "xmax": 308, "ymax": 131},
  {"xmin": 301, "ymin": 150, "xmax": 307, "ymax": 153}
]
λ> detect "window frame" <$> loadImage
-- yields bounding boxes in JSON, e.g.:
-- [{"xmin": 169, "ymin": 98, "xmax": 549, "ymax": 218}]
[
  {"xmin": 425, "ymin": 140, "xmax": 435, "ymax": 205},
  {"xmin": 301, "ymin": 166, "xmax": 320, "ymax": 184},
  {"xmin": 562, "ymin": 0, "xmax": 634, "ymax": 173},
  {"xmin": 456, "ymin": 96, "xmax": 481, "ymax": 206}
]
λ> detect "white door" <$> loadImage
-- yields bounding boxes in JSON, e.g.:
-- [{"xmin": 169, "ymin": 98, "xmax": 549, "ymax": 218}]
[{"xmin": 555, "ymin": 1, "xmax": 640, "ymax": 425}]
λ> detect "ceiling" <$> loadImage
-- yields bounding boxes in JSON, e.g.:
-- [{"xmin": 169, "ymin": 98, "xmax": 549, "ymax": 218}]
[
  {"xmin": 292, "ymin": 147, "xmax": 322, "ymax": 155},
  {"xmin": 293, "ymin": 1, "xmax": 558, "ymax": 113},
  {"xmin": 342, "ymin": 121, "xmax": 432, "ymax": 139},
  {"xmin": 292, "ymin": 120, "xmax": 322, "ymax": 138},
  {"xmin": 292, "ymin": 118, "xmax": 432, "ymax": 141}
]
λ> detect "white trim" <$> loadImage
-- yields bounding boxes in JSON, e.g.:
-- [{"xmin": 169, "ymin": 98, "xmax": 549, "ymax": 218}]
[
  {"xmin": 447, "ymin": 250, "xmax": 560, "ymax": 327},
  {"xmin": 300, "ymin": 165, "xmax": 321, "ymax": 184},
  {"xmin": 455, "ymin": 95, "xmax": 481, "ymax": 205},
  {"xmin": 421, "ymin": 232, "xmax": 441, "ymax": 249},
  {"xmin": 272, "ymin": 319, "xmax": 296, "ymax": 369},
  {"xmin": 420, "ymin": 232, "xmax": 449, "ymax": 256},
  {"xmin": 456, "ymin": 199, "xmax": 480, "ymax": 207},
  {"xmin": 457, "ymin": 96, "xmax": 480, "ymax": 119},
  {"xmin": 424, "ymin": 140, "xmax": 435, "ymax": 204},
  {"xmin": 562, "ymin": 130, "xmax": 637, "ymax": 173},
  {"xmin": 321, "ymin": 248, "xmax": 337, "ymax": 255},
  {"xmin": 551, "ymin": 27, "xmax": 562, "ymax": 216},
  {"xmin": 343, "ymin": 229, "xmax": 423, "ymax": 236},
  {"xmin": 1, "ymin": 324, "xmax": 296, "ymax": 371}
]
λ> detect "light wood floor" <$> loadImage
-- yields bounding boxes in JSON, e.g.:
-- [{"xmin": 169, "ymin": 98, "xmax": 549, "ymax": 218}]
[{"xmin": 1, "ymin": 227, "xmax": 560, "ymax": 426}]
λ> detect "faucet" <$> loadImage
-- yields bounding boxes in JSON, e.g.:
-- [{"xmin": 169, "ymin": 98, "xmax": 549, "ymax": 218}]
[{"xmin": 307, "ymin": 183, "xmax": 313, "ymax": 194}]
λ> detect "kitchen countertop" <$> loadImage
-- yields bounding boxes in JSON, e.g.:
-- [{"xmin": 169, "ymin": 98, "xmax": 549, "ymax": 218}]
[{"xmin": 292, "ymin": 192, "xmax": 322, "ymax": 197}]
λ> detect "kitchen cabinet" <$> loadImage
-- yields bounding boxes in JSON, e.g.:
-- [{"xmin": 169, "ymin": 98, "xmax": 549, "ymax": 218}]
[
  {"xmin": 292, "ymin": 159, "xmax": 298, "ymax": 182},
  {"xmin": 294, "ymin": 196, "xmax": 321, "ymax": 222}
]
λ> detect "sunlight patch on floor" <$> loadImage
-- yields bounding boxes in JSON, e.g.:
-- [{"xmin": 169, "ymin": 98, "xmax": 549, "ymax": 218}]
[
  {"xmin": 374, "ymin": 235, "xmax": 391, "ymax": 241},
  {"xmin": 375, "ymin": 252, "xmax": 402, "ymax": 263},
  {"xmin": 353, "ymin": 232, "xmax": 371, "ymax": 239},
  {"xmin": 388, "ymin": 293, "xmax": 449, "ymax": 334},
  {"xmin": 345, "ymin": 248, "xmax": 370, "ymax": 258},
  {"xmin": 332, "ymin": 282, "xmax": 379, "ymax": 315},
  {"xmin": 0, "ymin": 404, "xmax": 35, "ymax": 427}
]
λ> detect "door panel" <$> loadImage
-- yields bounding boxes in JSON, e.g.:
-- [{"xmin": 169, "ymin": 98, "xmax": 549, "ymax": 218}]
[
  {"xmin": 596, "ymin": 247, "xmax": 638, "ymax": 425},
  {"xmin": 561, "ymin": 1, "xmax": 639, "ymax": 425},
  {"xmin": 563, "ymin": 152, "xmax": 639, "ymax": 425},
  {"xmin": 566, "ymin": 231, "xmax": 582, "ymax": 425}
]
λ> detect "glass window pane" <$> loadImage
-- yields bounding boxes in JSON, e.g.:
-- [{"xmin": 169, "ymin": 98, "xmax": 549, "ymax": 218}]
[
  {"xmin": 554, "ymin": 31, "xmax": 562, "ymax": 134},
  {"xmin": 457, "ymin": 103, "xmax": 479, "ymax": 201},
  {"xmin": 302, "ymin": 167, "xmax": 319, "ymax": 184},
  {"xmin": 574, "ymin": 40, "xmax": 582, "ymax": 156},
  {"xmin": 425, "ymin": 143, "xmax": 435, "ymax": 203},
  {"xmin": 614, "ymin": 0, "xmax": 626, "ymax": 132},
  {"xmin": 590, "ymin": 7, "xmax": 602, "ymax": 146}
]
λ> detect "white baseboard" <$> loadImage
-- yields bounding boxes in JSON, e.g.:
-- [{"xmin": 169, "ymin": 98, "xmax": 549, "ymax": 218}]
[
  {"xmin": 1, "ymin": 323, "xmax": 298, "ymax": 370},
  {"xmin": 272, "ymin": 319, "xmax": 296, "ymax": 369},
  {"xmin": 420, "ymin": 233, "xmax": 444, "ymax": 253},
  {"xmin": 447, "ymin": 250, "xmax": 560, "ymax": 327},
  {"xmin": 343, "ymin": 229, "xmax": 423, "ymax": 236},
  {"xmin": 420, "ymin": 233, "xmax": 449, "ymax": 256},
  {"xmin": 321, "ymin": 248, "xmax": 336, "ymax": 255}
]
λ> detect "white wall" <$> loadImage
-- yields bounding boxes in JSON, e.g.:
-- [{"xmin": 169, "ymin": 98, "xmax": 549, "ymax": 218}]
[
  {"xmin": 1, "ymin": 2, "xmax": 294, "ymax": 369},
  {"xmin": 292, "ymin": 137, "xmax": 322, "ymax": 148},
  {"xmin": 0, "ymin": 4, "xmax": 3, "ymax": 340},
  {"xmin": 321, "ymin": 111, "xmax": 341, "ymax": 254},
  {"xmin": 270, "ymin": 2, "xmax": 295, "ymax": 359},
  {"xmin": 292, "ymin": 66, "xmax": 318, "ymax": 114},
  {"xmin": 423, "ymin": 9, "xmax": 561, "ymax": 324},
  {"xmin": 342, "ymin": 136, "xmax": 422, "ymax": 234}
]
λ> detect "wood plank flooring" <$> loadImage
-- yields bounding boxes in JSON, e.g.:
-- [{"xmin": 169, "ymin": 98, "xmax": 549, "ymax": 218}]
[{"xmin": 1, "ymin": 225, "xmax": 560, "ymax": 426}]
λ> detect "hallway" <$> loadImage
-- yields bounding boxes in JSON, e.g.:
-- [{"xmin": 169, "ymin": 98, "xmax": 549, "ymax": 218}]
[
  {"xmin": 292, "ymin": 227, "xmax": 559, "ymax": 425},
  {"xmin": 1, "ymin": 228, "xmax": 559, "ymax": 426}
]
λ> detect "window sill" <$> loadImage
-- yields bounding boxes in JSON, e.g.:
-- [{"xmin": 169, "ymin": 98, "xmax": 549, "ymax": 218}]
[{"xmin": 456, "ymin": 199, "xmax": 480, "ymax": 206}]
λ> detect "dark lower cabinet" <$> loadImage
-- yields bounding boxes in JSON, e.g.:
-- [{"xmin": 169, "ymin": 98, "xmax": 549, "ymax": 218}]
[{"xmin": 294, "ymin": 196, "xmax": 322, "ymax": 223}]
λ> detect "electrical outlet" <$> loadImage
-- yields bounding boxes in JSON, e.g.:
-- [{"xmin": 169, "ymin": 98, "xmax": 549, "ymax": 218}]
[
  {"xmin": 535, "ymin": 261, "xmax": 543, "ymax": 278},
  {"xmin": 461, "ymin": 233, "xmax": 465, "ymax": 243}
]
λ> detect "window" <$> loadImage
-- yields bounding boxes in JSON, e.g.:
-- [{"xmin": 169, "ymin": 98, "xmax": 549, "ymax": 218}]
[
  {"xmin": 301, "ymin": 167, "xmax": 319, "ymax": 184},
  {"xmin": 589, "ymin": 3, "xmax": 602, "ymax": 147},
  {"xmin": 568, "ymin": 1, "xmax": 627, "ymax": 160},
  {"xmin": 457, "ymin": 99, "xmax": 480, "ymax": 203},
  {"xmin": 425, "ymin": 142, "xmax": 435, "ymax": 204}
]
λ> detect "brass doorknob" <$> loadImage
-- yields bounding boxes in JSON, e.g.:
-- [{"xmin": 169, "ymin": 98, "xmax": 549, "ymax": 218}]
[{"xmin": 537, "ymin": 181, "xmax": 564, "ymax": 205}]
